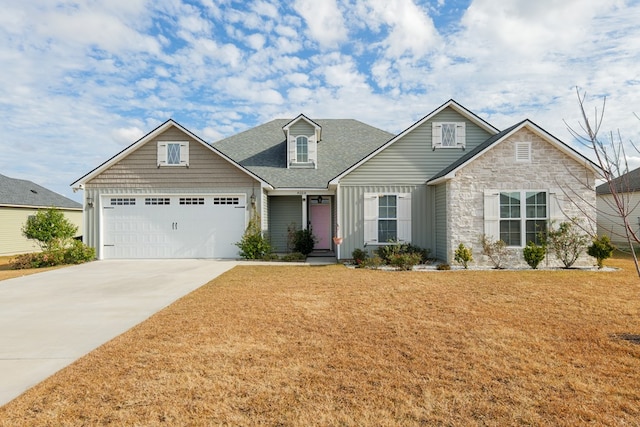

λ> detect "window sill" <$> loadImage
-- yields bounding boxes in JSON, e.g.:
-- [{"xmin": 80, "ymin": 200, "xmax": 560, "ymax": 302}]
[{"xmin": 290, "ymin": 162, "xmax": 315, "ymax": 169}]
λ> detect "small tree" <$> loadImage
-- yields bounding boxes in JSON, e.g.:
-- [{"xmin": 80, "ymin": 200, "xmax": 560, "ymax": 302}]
[
  {"xmin": 587, "ymin": 235, "xmax": 615, "ymax": 269},
  {"xmin": 480, "ymin": 234, "xmax": 508, "ymax": 269},
  {"xmin": 22, "ymin": 207, "xmax": 78, "ymax": 251},
  {"xmin": 235, "ymin": 214, "xmax": 271, "ymax": 259},
  {"xmin": 523, "ymin": 241, "xmax": 546, "ymax": 269},
  {"xmin": 546, "ymin": 220, "xmax": 589, "ymax": 268},
  {"xmin": 454, "ymin": 243, "xmax": 473, "ymax": 269}
]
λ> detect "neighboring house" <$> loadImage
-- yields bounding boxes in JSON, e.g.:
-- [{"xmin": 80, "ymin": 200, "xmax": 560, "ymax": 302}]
[
  {"xmin": 596, "ymin": 167, "xmax": 640, "ymax": 248},
  {"xmin": 72, "ymin": 100, "xmax": 602, "ymax": 266},
  {"xmin": 0, "ymin": 173, "xmax": 82, "ymax": 256}
]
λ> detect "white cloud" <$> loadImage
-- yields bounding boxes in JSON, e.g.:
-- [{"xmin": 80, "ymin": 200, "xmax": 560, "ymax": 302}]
[{"xmin": 293, "ymin": 0, "xmax": 348, "ymax": 48}]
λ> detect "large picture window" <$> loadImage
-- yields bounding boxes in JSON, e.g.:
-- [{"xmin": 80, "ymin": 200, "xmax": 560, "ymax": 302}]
[{"xmin": 499, "ymin": 191, "xmax": 547, "ymax": 246}]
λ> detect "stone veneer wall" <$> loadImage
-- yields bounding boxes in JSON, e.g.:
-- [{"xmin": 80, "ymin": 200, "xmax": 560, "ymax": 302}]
[{"xmin": 447, "ymin": 128, "xmax": 597, "ymax": 268}]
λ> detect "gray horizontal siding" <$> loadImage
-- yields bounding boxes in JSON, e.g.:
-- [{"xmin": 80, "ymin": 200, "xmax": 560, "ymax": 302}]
[
  {"xmin": 86, "ymin": 127, "xmax": 257, "ymax": 189},
  {"xmin": 341, "ymin": 107, "xmax": 494, "ymax": 185},
  {"xmin": 338, "ymin": 184, "xmax": 430, "ymax": 259},
  {"xmin": 289, "ymin": 121, "xmax": 314, "ymax": 136}
]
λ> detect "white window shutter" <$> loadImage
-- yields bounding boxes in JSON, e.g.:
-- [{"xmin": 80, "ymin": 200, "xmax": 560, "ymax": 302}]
[
  {"xmin": 483, "ymin": 190, "xmax": 500, "ymax": 241},
  {"xmin": 157, "ymin": 141, "xmax": 167, "ymax": 166},
  {"xmin": 179, "ymin": 142, "xmax": 189, "ymax": 166},
  {"xmin": 397, "ymin": 193, "xmax": 412, "ymax": 243},
  {"xmin": 456, "ymin": 122, "xmax": 466, "ymax": 148},
  {"xmin": 432, "ymin": 123, "xmax": 442, "ymax": 148},
  {"xmin": 363, "ymin": 193, "xmax": 378, "ymax": 244},
  {"xmin": 288, "ymin": 136, "xmax": 296, "ymax": 166},
  {"xmin": 549, "ymin": 190, "xmax": 564, "ymax": 226},
  {"xmin": 308, "ymin": 134, "xmax": 317, "ymax": 167}
]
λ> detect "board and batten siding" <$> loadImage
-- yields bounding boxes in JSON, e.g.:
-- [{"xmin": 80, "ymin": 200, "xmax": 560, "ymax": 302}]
[
  {"xmin": 85, "ymin": 126, "xmax": 258, "ymax": 189},
  {"xmin": 338, "ymin": 184, "xmax": 429, "ymax": 258},
  {"xmin": 0, "ymin": 207, "xmax": 82, "ymax": 256},
  {"xmin": 268, "ymin": 196, "xmax": 302, "ymax": 252},
  {"xmin": 340, "ymin": 107, "xmax": 494, "ymax": 185},
  {"xmin": 433, "ymin": 183, "xmax": 448, "ymax": 261}
]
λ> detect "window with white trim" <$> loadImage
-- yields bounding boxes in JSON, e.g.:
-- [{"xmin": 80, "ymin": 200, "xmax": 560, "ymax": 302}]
[
  {"xmin": 157, "ymin": 141, "xmax": 189, "ymax": 167},
  {"xmin": 364, "ymin": 193, "xmax": 411, "ymax": 244},
  {"xmin": 110, "ymin": 197, "xmax": 136, "ymax": 205},
  {"xmin": 296, "ymin": 136, "xmax": 308, "ymax": 163},
  {"xmin": 498, "ymin": 191, "xmax": 547, "ymax": 246},
  {"xmin": 432, "ymin": 122, "xmax": 466, "ymax": 149}
]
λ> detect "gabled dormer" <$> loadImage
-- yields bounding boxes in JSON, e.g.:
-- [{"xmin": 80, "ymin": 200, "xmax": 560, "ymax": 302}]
[{"xmin": 283, "ymin": 114, "xmax": 321, "ymax": 169}]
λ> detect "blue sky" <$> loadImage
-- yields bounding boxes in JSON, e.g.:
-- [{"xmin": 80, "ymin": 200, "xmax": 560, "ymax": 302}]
[{"xmin": 1, "ymin": 0, "xmax": 639, "ymax": 202}]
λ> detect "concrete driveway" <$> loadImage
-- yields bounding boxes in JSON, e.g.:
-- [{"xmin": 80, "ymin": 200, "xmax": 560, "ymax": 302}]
[{"xmin": 0, "ymin": 259, "xmax": 238, "ymax": 406}]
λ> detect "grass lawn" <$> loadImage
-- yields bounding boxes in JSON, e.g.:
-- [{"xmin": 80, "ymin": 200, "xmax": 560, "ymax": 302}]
[
  {"xmin": 1, "ymin": 256, "xmax": 639, "ymax": 426},
  {"xmin": 0, "ymin": 256, "xmax": 64, "ymax": 282}
]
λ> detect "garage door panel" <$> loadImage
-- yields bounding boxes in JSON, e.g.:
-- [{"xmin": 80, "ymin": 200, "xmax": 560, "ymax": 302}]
[{"xmin": 102, "ymin": 195, "xmax": 246, "ymax": 259}]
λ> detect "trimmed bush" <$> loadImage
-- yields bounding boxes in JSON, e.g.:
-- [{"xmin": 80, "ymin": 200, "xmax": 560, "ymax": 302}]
[
  {"xmin": 376, "ymin": 242, "xmax": 430, "ymax": 264},
  {"xmin": 10, "ymin": 241, "xmax": 95, "ymax": 270},
  {"xmin": 281, "ymin": 252, "xmax": 306, "ymax": 262},
  {"xmin": 587, "ymin": 235, "xmax": 615, "ymax": 269},
  {"xmin": 454, "ymin": 243, "xmax": 473, "ymax": 269},
  {"xmin": 436, "ymin": 263, "xmax": 451, "ymax": 270},
  {"xmin": 291, "ymin": 228, "xmax": 316, "ymax": 255},
  {"xmin": 523, "ymin": 241, "xmax": 546, "ymax": 269},
  {"xmin": 547, "ymin": 220, "xmax": 589, "ymax": 269},
  {"xmin": 388, "ymin": 253, "xmax": 422, "ymax": 271}
]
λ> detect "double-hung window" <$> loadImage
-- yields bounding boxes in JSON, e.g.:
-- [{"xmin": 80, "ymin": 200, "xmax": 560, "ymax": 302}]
[
  {"xmin": 364, "ymin": 193, "xmax": 411, "ymax": 244},
  {"xmin": 296, "ymin": 136, "xmax": 308, "ymax": 163},
  {"xmin": 498, "ymin": 191, "xmax": 547, "ymax": 246}
]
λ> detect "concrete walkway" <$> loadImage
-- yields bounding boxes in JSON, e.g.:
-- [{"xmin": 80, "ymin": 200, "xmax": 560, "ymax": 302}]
[{"xmin": 0, "ymin": 259, "xmax": 237, "ymax": 407}]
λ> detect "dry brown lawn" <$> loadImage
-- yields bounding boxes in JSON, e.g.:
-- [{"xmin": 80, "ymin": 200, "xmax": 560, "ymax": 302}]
[
  {"xmin": 1, "ymin": 257, "xmax": 639, "ymax": 426},
  {"xmin": 0, "ymin": 256, "xmax": 63, "ymax": 282}
]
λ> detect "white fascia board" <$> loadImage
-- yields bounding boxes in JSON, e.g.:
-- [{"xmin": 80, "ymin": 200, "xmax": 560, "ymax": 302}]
[{"xmin": 267, "ymin": 188, "xmax": 334, "ymax": 196}]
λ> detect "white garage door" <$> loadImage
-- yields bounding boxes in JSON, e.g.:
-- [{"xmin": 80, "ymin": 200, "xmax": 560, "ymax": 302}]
[{"xmin": 102, "ymin": 195, "xmax": 246, "ymax": 259}]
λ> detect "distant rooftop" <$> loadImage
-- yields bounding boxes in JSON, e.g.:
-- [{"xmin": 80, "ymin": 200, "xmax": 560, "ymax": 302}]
[{"xmin": 0, "ymin": 173, "xmax": 81, "ymax": 209}]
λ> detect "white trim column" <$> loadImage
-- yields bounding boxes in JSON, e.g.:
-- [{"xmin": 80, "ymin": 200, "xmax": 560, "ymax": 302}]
[{"xmin": 302, "ymin": 196, "xmax": 308, "ymax": 230}]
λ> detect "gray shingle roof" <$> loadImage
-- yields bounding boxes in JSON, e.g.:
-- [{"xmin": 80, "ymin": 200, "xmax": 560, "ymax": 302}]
[
  {"xmin": 213, "ymin": 119, "xmax": 394, "ymax": 188},
  {"xmin": 597, "ymin": 167, "xmax": 640, "ymax": 194},
  {"xmin": 0, "ymin": 174, "xmax": 81, "ymax": 209}
]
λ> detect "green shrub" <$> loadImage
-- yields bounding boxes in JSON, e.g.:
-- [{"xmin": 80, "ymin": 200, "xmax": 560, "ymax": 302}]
[
  {"xmin": 480, "ymin": 234, "xmax": 508, "ymax": 269},
  {"xmin": 436, "ymin": 263, "xmax": 451, "ymax": 270},
  {"xmin": 376, "ymin": 241, "xmax": 430, "ymax": 264},
  {"xmin": 22, "ymin": 207, "xmax": 78, "ymax": 251},
  {"xmin": 587, "ymin": 235, "xmax": 615, "ymax": 269},
  {"xmin": 388, "ymin": 252, "xmax": 422, "ymax": 271},
  {"xmin": 352, "ymin": 248, "xmax": 368, "ymax": 266},
  {"xmin": 63, "ymin": 239, "xmax": 96, "ymax": 264},
  {"xmin": 454, "ymin": 243, "xmax": 473, "ymax": 269},
  {"xmin": 281, "ymin": 252, "xmax": 306, "ymax": 262},
  {"xmin": 291, "ymin": 228, "xmax": 316, "ymax": 255},
  {"xmin": 10, "ymin": 241, "xmax": 95, "ymax": 270},
  {"xmin": 261, "ymin": 253, "xmax": 279, "ymax": 261},
  {"xmin": 236, "ymin": 214, "xmax": 271, "ymax": 259},
  {"xmin": 546, "ymin": 220, "xmax": 589, "ymax": 268},
  {"xmin": 523, "ymin": 241, "xmax": 546, "ymax": 269}
]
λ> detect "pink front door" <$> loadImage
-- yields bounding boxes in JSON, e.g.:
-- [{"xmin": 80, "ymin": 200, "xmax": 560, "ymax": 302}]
[{"xmin": 310, "ymin": 203, "xmax": 331, "ymax": 250}]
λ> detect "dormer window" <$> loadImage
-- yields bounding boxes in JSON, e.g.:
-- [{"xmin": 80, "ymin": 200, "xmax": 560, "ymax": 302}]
[
  {"xmin": 284, "ymin": 114, "xmax": 321, "ymax": 169},
  {"xmin": 296, "ymin": 136, "xmax": 309, "ymax": 163}
]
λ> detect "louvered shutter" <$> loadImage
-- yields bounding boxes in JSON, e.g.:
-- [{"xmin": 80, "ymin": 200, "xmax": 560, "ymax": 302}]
[
  {"xmin": 397, "ymin": 193, "xmax": 412, "ymax": 243},
  {"xmin": 157, "ymin": 141, "xmax": 167, "ymax": 166},
  {"xmin": 179, "ymin": 142, "xmax": 189, "ymax": 167},
  {"xmin": 288, "ymin": 135, "xmax": 296, "ymax": 166},
  {"xmin": 364, "ymin": 193, "xmax": 378, "ymax": 244},
  {"xmin": 484, "ymin": 190, "xmax": 500, "ymax": 240},
  {"xmin": 456, "ymin": 122, "xmax": 466, "ymax": 148},
  {"xmin": 308, "ymin": 134, "xmax": 317, "ymax": 167},
  {"xmin": 432, "ymin": 123, "xmax": 442, "ymax": 148}
]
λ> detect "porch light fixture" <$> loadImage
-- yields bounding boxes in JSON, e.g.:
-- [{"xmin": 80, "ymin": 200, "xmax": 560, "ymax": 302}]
[
  {"xmin": 250, "ymin": 193, "xmax": 256, "ymax": 205},
  {"xmin": 317, "ymin": 195, "xmax": 323, "ymax": 203},
  {"xmin": 86, "ymin": 197, "xmax": 94, "ymax": 208}
]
